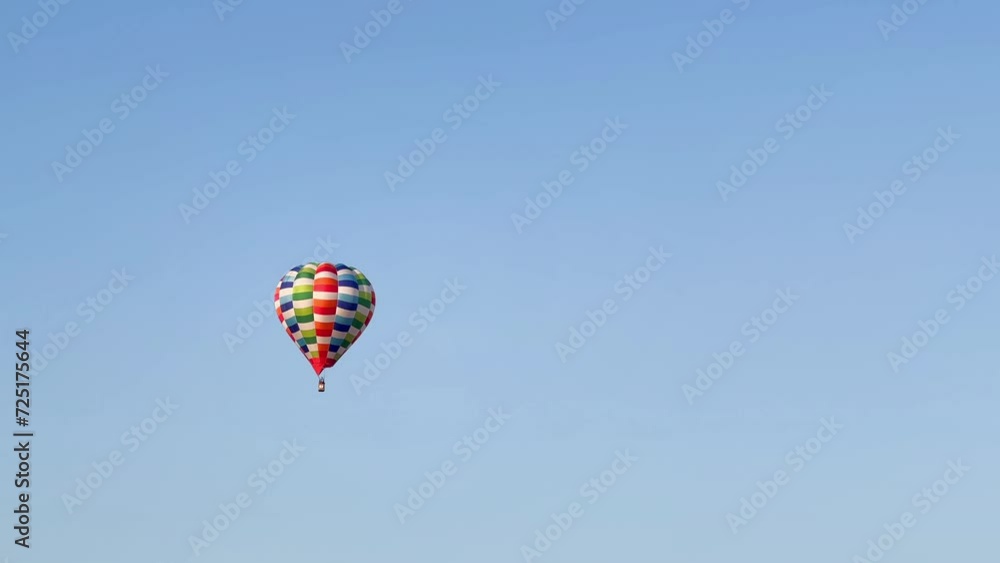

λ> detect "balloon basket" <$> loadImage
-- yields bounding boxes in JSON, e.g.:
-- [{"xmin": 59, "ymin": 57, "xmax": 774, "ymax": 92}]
[{"xmin": 317, "ymin": 377, "xmax": 325, "ymax": 393}]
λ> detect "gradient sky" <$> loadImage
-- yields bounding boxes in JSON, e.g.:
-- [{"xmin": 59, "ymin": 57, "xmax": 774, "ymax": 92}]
[{"xmin": 2, "ymin": 0, "xmax": 998, "ymax": 562}]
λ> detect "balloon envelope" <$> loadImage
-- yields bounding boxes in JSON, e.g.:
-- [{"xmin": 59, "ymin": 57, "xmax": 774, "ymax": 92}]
[{"xmin": 273, "ymin": 262, "xmax": 375, "ymax": 376}]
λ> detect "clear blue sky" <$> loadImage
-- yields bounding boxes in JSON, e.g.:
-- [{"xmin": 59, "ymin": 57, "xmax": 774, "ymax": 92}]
[{"xmin": 2, "ymin": 0, "xmax": 997, "ymax": 562}]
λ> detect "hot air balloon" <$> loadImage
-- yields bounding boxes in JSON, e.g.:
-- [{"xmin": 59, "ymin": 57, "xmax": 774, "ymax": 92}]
[{"xmin": 273, "ymin": 262, "xmax": 376, "ymax": 392}]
